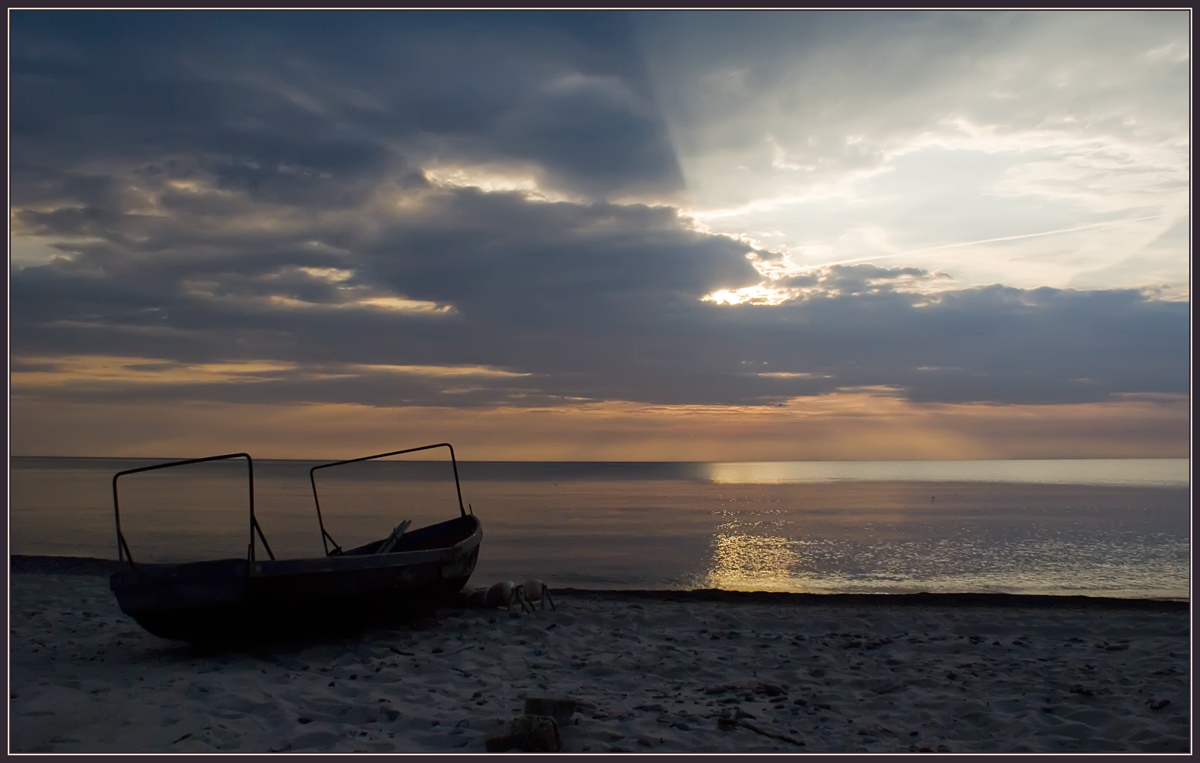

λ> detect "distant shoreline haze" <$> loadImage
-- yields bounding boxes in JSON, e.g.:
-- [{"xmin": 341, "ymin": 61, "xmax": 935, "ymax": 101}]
[{"xmin": 9, "ymin": 456, "xmax": 1189, "ymax": 488}]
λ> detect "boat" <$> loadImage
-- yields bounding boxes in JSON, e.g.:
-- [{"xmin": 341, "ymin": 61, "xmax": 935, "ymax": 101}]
[{"xmin": 108, "ymin": 443, "xmax": 483, "ymax": 644}]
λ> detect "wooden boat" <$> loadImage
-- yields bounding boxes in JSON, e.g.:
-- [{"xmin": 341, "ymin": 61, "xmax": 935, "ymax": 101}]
[{"xmin": 109, "ymin": 443, "xmax": 482, "ymax": 644}]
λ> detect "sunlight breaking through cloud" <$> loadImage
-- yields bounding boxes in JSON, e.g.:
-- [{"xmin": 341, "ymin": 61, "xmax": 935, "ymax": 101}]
[
  {"xmin": 702, "ymin": 263, "xmax": 957, "ymax": 306},
  {"xmin": 702, "ymin": 285, "xmax": 798, "ymax": 306},
  {"xmin": 422, "ymin": 166, "xmax": 576, "ymax": 203}
]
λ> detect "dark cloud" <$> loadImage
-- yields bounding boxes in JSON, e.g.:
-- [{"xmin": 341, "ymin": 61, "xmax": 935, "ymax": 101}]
[
  {"xmin": 780, "ymin": 264, "xmax": 951, "ymax": 294},
  {"xmin": 10, "ymin": 10, "xmax": 681, "ymax": 204},
  {"xmin": 726, "ymin": 284, "xmax": 1190, "ymax": 405}
]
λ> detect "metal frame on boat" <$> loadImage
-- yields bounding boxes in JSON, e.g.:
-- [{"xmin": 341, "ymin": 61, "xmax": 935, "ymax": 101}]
[{"xmin": 109, "ymin": 443, "xmax": 482, "ymax": 644}]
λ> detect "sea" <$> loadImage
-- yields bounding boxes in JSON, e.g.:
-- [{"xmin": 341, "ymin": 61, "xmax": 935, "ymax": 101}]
[{"xmin": 7, "ymin": 457, "xmax": 1191, "ymax": 601}]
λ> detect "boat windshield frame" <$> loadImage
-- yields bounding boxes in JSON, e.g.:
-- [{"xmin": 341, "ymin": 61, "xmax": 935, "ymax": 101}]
[
  {"xmin": 111, "ymin": 452, "xmax": 274, "ymax": 569},
  {"xmin": 308, "ymin": 442, "xmax": 468, "ymax": 557}
]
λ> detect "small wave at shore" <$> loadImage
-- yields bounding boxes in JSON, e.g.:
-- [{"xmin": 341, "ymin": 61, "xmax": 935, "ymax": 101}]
[{"xmin": 12, "ymin": 555, "xmax": 1186, "ymax": 610}]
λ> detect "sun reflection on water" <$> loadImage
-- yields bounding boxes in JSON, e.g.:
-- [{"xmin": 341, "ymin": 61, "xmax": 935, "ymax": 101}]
[{"xmin": 706, "ymin": 533, "xmax": 798, "ymax": 592}]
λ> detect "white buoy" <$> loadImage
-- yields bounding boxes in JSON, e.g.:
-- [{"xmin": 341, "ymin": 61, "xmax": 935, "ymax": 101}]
[
  {"xmin": 485, "ymin": 581, "xmax": 531, "ymax": 613},
  {"xmin": 522, "ymin": 578, "xmax": 555, "ymax": 611}
]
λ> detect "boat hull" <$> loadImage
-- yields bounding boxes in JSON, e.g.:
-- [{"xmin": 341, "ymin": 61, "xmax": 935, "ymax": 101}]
[{"xmin": 110, "ymin": 515, "xmax": 482, "ymax": 644}]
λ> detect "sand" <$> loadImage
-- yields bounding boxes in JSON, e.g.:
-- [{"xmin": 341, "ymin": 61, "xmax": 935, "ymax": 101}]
[{"xmin": 8, "ymin": 562, "xmax": 1191, "ymax": 754}]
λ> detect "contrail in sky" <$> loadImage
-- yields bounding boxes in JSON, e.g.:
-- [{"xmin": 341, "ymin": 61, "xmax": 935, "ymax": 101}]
[{"xmin": 800, "ymin": 215, "xmax": 1165, "ymax": 272}]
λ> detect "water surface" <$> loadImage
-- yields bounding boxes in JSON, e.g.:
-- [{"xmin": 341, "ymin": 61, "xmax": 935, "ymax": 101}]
[{"xmin": 8, "ymin": 457, "xmax": 1190, "ymax": 600}]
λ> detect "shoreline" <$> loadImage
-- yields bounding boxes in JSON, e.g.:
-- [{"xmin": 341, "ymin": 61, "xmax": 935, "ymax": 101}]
[
  {"xmin": 11, "ymin": 555, "xmax": 1190, "ymax": 610},
  {"xmin": 557, "ymin": 588, "xmax": 1190, "ymax": 610}
]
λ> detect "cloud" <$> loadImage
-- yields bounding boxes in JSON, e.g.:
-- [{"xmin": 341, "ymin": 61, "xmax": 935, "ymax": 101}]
[
  {"xmin": 642, "ymin": 10, "xmax": 1187, "ymax": 199},
  {"xmin": 11, "ymin": 10, "xmax": 681, "ymax": 208},
  {"xmin": 639, "ymin": 10, "xmax": 1189, "ymax": 293}
]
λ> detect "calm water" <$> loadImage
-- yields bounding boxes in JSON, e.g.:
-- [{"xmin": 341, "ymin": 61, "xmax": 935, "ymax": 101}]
[{"xmin": 8, "ymin": 457, "xmax": 1191, "ymax": 600}]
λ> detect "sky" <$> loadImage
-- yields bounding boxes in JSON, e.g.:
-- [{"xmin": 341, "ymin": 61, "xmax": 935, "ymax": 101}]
[{"xmin": 7, "ymin": 10, "xmax": 1192, "ymax": 461}]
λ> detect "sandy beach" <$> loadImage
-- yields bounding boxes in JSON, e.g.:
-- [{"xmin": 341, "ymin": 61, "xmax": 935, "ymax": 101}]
[{"xmin": 9, "ymin": 560, "xmax": 1190, "ymax": 754}]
